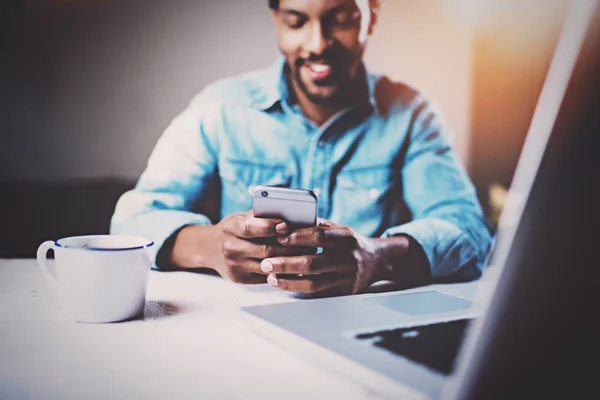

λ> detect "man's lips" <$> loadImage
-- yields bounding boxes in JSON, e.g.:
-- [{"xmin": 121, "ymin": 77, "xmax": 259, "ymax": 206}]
[{"xmin": 302, "ymin": 62, "xmax": 333, "ymax": 81}]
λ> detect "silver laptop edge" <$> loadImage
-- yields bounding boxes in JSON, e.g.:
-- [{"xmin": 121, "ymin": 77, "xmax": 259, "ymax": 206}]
[{"xmin": 442, "ymin": 0, "xmax": 598, "ymax": 398}]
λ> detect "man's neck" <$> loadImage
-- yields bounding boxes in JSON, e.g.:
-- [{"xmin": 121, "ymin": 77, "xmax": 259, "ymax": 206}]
[{"xmin": 293, "ymin": 88, "xmax": 344, "ymax": 126}]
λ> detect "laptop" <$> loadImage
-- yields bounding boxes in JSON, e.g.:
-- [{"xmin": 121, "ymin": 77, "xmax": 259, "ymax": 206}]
[{"xmin": 242, "ymin": 1, "xmax": 600, "ymax": 398}]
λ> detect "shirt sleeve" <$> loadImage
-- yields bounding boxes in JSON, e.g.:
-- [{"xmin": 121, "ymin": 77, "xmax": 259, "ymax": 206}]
[
  {"xmin": 110, "ymin": 99, "xmax": 222, "ymax": 270},
  {"xmin": 381, "ymin": 100, "xmax": 492, "ymax": 282}
]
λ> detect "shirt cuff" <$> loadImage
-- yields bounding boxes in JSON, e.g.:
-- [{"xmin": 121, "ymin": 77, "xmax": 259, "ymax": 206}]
[
  {"xmin": 381, "ymin": 218, "xmax": 482, "ymax": 282},
  {"xmin": 110, "ymin": 210, "xmax": 212, "ymax": 270}
]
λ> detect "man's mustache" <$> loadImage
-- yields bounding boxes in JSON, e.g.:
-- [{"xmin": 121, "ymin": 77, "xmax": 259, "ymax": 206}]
[{"xmin": 294, "ymin": 49, "xmax": 347, "ymax": 68}]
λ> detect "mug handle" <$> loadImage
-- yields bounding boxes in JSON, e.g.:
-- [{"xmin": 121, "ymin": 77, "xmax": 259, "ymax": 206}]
[{"xmin": 36, "ymin": 240, "xmax": 59, "ymax": 294}]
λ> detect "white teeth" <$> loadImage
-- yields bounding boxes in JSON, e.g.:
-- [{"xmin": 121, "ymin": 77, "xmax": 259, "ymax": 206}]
[{"xmin": 310, "ymin": 64, "xmax": 330, "ymax": 73}]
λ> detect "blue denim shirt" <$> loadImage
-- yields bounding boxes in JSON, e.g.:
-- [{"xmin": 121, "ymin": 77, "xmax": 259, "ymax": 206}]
[{"xmin": 111, "ymin": 58, "xmax": 491, "ymax": 281}]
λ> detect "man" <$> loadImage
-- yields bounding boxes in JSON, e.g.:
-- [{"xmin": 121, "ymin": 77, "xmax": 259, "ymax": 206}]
[{"xmin": 111, "ymin": 0, "xmax": 492, "ymax": 295}]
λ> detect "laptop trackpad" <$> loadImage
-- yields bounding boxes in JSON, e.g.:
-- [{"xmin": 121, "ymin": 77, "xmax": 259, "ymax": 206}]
[{"xmin": 363, "ymin": 291, "xmax": 472, "ymax": 316}]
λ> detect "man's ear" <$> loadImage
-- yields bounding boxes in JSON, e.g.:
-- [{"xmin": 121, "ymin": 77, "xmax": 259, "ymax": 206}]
[{"xmin": 368, "ymin": 7, "xmax": 379, "ymax": 35}]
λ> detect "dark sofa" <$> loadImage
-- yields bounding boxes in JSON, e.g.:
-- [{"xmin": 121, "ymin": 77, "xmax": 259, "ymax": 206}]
[{"xmin": 0, "ymin": 179, "xmax": 135, "ymax": 258}]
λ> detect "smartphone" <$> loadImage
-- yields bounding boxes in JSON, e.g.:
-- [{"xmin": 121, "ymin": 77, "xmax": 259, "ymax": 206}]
[{"xmin": 252, "ymin": 185, "xmax": 317, "ymax": 229}]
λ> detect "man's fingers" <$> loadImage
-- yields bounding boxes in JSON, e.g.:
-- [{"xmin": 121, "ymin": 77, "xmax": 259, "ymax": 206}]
[
  {"xmin": 223, "ymin": 213, "xmax": 287, "ymax": 239},
  {"xmin": 278, "ymin": 226, "xmax": 357, "ymax": 249},
  {"xmin": 226, "ymin": 270, "xmax": 268, "ymax": 284},
  {"xmin": 260, "ymin": 254, "xmax": 356, "ymax": 275},
  {"xmin": 222, "ymin": 237, "xmax": 315, "ymax": 260},
  {"xmin": 225, "ymin": 259, "xmax": 264, "ymax": 275},
  {"xmin": 235, "ymin": 272, "xmax": 268, "ymax": 285},
  {"xmin": 267, "ymin": 272, "xmax": 356, "ymax": 294},
  {"xmin": 316, "ymin": 218, "xmax": 339, "ymax": 227}
]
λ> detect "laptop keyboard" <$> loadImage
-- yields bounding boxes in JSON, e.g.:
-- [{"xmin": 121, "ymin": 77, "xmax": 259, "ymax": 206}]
[{"xmin": 355, "ymin": 318, "xmax": 473, "ymax": 375}]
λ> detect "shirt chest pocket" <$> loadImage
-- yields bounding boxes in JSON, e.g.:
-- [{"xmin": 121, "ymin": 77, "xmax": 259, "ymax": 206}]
[
  {"xmin": 331, "ymin": 166, "xmax": 400, "ymax": 233},
  {"xmin": 219, "ymin": 160, "xmax": 293, "ymax": 216}
]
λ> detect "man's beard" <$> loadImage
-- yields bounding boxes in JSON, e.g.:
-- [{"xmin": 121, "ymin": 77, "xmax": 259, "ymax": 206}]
[
  {"xmin": 293, "ymin": 65, "xmax": 344, "ymax": 104},
  {"xmin": 290, "ymin": 46, "xmax": 355, "ymax": 105}
]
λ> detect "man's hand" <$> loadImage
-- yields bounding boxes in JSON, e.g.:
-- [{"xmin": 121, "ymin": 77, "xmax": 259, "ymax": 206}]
[
  {"xmin": 171, "ymin": 211, "xmax": 313, "ymax": 284},
  {"xmin": 260, "ymin": 219, "xmax": 423, "ymax": 294}
]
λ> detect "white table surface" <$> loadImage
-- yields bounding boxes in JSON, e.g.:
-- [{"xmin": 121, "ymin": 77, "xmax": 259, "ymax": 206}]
[{"xmin": 0, "ymin": 259, "xmax": 493, "ymax": 400}]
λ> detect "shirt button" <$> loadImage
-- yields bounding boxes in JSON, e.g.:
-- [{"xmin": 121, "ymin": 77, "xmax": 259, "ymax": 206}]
[
  {"xmin": 369, "ymin": 188, "xmax": 380, "ymax": 199},
  {"xmin": 313, "ymin": 188, "xmax": 321, "ymax": 197},
  {"xmin": 317, "ymin": 140, "xmax": 326, "ymax": 148}
]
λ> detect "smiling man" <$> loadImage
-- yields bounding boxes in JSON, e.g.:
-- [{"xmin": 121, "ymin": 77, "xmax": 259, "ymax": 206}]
[{"xmin": 111, "ymin": 0, "xmax": 492, "ymax": 295}]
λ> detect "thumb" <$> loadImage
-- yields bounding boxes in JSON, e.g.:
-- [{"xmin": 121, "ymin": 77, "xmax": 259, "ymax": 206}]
[{"xmin": 317, "ymin": 218, "xmax": 339, "ymax": 227}]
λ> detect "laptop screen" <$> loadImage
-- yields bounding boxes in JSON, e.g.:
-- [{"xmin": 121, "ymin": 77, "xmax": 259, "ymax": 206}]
[{"xmin": 444, "ymin": 1, "xmax": 600, "ymax": 398}]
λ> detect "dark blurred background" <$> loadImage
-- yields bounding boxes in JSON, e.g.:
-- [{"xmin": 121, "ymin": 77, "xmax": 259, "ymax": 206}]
[{"xmin": 0, "ymin": 0, "xmax": 569, "ymax": 258}]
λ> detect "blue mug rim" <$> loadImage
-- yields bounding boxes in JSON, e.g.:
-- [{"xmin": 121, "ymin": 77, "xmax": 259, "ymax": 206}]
[{"xmin": 55, "ymin": 235, "xmax": 154, "ymax": 252}]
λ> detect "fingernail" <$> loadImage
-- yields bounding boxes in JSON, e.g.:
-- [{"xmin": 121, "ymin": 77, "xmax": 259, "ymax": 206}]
[
  {"xmin": 275, "ymin": 223, "xmax": 287, "ymax": 234},
  {"xmin": 267, "ymin": 274, "xmax": 278, "ymax": 287},
  {"xmin": 277, "ymin": 236, "xmax": 288, "ymax": 244},
  {"xmin": 260, "ymin": 260, "xmax": 273, "ymax": 273}
]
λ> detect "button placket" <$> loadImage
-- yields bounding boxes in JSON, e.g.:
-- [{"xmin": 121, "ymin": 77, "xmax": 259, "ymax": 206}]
[
  {"xmin": 308, "ymin": 109, "xmax": 349, "ymax": 219},
  {"xmin": 313, "ymin": 140, "xmax": 332, "ymax": 219}
]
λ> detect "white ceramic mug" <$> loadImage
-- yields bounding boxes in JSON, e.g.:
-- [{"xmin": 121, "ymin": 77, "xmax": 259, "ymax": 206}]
[{"xmin": 36, "ymin": 235, "xmax": 154, "ymax": 323}]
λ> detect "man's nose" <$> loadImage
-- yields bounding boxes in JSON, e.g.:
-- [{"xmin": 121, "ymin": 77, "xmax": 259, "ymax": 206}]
[{"xmin": 304, "ymin": 22, "xmax": 329, "ymax": 55}]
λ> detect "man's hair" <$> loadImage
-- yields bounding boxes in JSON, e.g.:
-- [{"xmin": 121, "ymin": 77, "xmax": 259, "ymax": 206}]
[{"xmin": 268, "ymin": 0, "xmax": 381, "ymax": 11}]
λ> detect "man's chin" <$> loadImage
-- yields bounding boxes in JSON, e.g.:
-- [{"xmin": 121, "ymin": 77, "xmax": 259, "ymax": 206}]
[
  {"xmin": 303, "ymin": 85, "xmax": 342, "ymax": 104},
  {"xmin": 294, "ymin": 67, "xmax": 344, "ymax": 104}
]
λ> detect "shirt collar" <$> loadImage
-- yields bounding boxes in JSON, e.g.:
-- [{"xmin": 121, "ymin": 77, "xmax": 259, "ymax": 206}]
[{"xmin": 253, "ymin": 57, "xmax": 381, "ymax": 114}]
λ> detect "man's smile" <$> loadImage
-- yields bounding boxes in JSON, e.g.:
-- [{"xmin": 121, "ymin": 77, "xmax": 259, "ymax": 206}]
[{"xmin": 303, "ymin": 62, "xmax": 334, "ymax": 81}]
